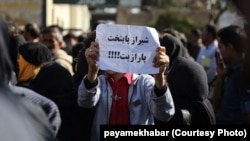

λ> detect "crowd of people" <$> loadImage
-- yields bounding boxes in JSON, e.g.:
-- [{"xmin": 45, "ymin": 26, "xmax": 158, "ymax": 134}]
[{"xmin": 1, "ymin": 1, "xmax": 250, "ymax": 140}]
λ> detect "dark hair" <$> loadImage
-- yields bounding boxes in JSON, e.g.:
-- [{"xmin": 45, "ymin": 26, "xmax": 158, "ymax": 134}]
[
  {"xmin": 64, "ymin": 32, "xmax": 77, "ymax": 40},
  {"xmin": 205, "ymin": 24, "xmax": 217, "ymax": 39},
  {"xmin": 25, "ymin": 22, "xmax": 41, "ymax": 38},
  {"xmin": 191, "ymin": 28, "xmax": 202, "ymax": 38},
  {"xmin": 217, "ymin": 25, "xmax": 246, "ymax": 54},
  {"xmin": 84, "ymin": 30, "xmax": 96, "ymax": 48}
]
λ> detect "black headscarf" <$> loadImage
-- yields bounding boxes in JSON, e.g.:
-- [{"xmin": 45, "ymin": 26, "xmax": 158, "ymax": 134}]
[
  {"xmin": 160, "ymin": 33, "xmax": 183, "ymax": 73},
  {"xmin": 157, "ymin": 34, "xmax": 216, "ymax": 124}
]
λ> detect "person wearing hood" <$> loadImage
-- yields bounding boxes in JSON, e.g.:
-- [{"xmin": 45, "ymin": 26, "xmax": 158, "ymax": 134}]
[
  {"xmin": 155, "ymin": 33, "xmax": 216, "ymax": 124},
  {"xmin": 5, "ymin": 20, "xmax": 62, "ymax": 136},
  {"xmin": 0, "ymin": 16, "xmax": 56, "ymax": 141}
]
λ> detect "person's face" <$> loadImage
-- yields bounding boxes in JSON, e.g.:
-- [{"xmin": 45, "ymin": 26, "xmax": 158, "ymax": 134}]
[
  {"xmin": 23, "ymin": 30, "xmax": 29, "ymax": 41},
  {"xmin": 190, "ymin": 34, "xmax": 198, "ymax": 43},
  {"xmin": 41, "ymin": 33, "xmax": 62, "ymax": 53},
  {"xmin": 218, "ymin": 37, "xmax": 230, "ymax": 64},
  {"xmin": 201, "ymin": 29, "xmax": 209, "ymax": 46}
]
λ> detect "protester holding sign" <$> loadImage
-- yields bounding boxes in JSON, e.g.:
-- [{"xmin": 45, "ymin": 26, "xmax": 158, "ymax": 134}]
[{"xmin": 77, "ymin": 24, "xmax": 175, "ymax": 141}]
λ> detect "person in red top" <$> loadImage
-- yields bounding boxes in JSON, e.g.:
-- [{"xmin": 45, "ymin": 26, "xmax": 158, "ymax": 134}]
[
  {"xmin": 78, "ymin": 41, "xmax": 175, "ymax": 141},
  {"xmin": 107, "ymin": 73, "xmax": 132, "ymax": 124}
]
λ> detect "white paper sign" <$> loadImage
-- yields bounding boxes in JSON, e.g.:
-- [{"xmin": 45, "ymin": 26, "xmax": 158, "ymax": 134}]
[{"xmin": 96, "ymin": 24, "xmax": 160, "ymax": 74}]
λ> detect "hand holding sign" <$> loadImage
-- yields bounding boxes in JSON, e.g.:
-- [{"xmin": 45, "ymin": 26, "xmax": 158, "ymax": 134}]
[
  {"xmin": 85, "ymin": 42, "xmax": 100, "ymax": 83},
  {"xmin": 96, "ymin": 24, "xmax": 162, "ymax": 74}
]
